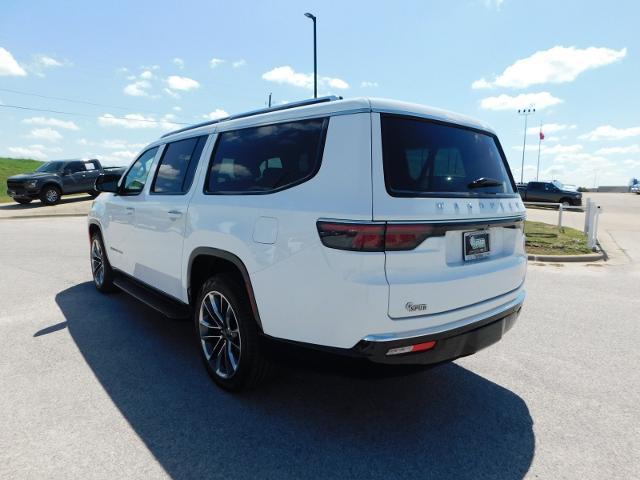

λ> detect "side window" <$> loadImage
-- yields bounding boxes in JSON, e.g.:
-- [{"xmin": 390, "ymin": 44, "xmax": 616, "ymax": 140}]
[
  {"xmin": 205, "ymin": 117, "xmax": 328, "ymax": 194},
  {"xmin": 84, "ymin": 162, "xmax": 97, "ymax": 171},
  {"xmin": 151, "ymin": 136, "xmax": 207, "ymax": 194},
  {"xmin": 122, "ymin": 147, "xmax": 159, "ymax": 195},
  {"xmin": 66, "ymin": 161, "xmax": 85, "ymax": 174}
]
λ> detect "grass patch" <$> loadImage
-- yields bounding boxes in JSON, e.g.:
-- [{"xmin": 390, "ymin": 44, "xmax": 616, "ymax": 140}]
[
  {"xmin": 525, "ymin": 220, "xmax": 592, "ymax": 255},
  {"xmin": 0, "ymin": 157, "xmax": 44, "ymax": 203}
]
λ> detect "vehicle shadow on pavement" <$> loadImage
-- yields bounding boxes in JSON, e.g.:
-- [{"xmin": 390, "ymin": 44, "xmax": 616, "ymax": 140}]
[
  {"xmin": 56, "ymin": 282, "xmax": 534, "ymax": 480},
  {"xmin": 0, "ymin": 195, "xmax": 92, "ymax": 210}
]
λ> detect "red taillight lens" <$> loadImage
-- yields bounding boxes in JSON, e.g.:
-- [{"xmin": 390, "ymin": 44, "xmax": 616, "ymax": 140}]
[
  {"xmin": 317, "ymin": 222, "xmax": 432, "ymax": 251},
  {"xmin": 385, "ymin": 224, "xmax": 434, "ymax": 251},
  {"xmin": 317, "ymin": 222, "xmax": 385, "ymax": 252}
]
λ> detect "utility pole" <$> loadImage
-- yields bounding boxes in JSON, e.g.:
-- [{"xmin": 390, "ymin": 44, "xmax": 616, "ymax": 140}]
[
  {"xmin": 268, "ymin": 92, "xmax": 272, "ymax": 107},
  {"xmin": 517, "ymin": 106, "xmax": 536, "ymax": 184},
  {"xmin": 536, "ymin": 123, "xmax": 543, "ymax": 181},
  {"xmin": 304, "ymin": 12, "xmax": 317, "ymax": 98}
]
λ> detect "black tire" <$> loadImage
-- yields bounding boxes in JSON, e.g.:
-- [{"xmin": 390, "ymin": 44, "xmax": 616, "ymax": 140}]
[
  {"xmin": 90, "ymin": 232, "xmax": 117, "ymax": 293},
  {"xmin": 560, "ymin": 198, "xmax": 571, "ymax": 207},
  {"xmin": 14, "ymin": 198, "xmax": 32, "ymax": 205},
  {"xmin": 195, "ymin": 274, "xmax": 273, "ymax": 391},
  {"xmin": 40, "ymin": 185, "xmax": 61, "ymax": 205},
  {"xmin": 88, "ymin": 190, "xmax": 100, "ymax": 198}
]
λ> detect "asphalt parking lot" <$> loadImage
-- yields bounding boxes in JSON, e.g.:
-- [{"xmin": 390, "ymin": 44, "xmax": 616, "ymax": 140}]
[{"xmin": 0, "ymin": 195, "xmax": 639, "ymax": 479}]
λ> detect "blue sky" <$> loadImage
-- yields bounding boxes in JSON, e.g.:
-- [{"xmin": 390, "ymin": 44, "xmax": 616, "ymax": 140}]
[{"xmin": 1, "ymin": 0, "xmax": 638, "ymax": 186}]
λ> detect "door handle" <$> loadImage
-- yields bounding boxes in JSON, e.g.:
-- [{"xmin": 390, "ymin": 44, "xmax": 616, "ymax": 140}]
[
  {"xmin": 167, "ymin": 209, "xmax": 183, "ymax": 216},
  {"xmin": 125, "ymin": 207, "xmax": 135, "ymax": 215}
]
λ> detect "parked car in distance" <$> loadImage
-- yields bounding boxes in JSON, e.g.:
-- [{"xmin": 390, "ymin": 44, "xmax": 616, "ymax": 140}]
[
  {"xmin": 631, "ymin": 184, "xmax": 640, "ymax": 194},
  {"xmin": 518, "ymin": 180, "xmax": 582, "ymax": 206},
  {"xmin": 88, "ymin": 96, "xmax": 527, "ymax": 391},
  {"xmin": 6, "ymin": 159, "xmax": 125, "ymax": 205}
]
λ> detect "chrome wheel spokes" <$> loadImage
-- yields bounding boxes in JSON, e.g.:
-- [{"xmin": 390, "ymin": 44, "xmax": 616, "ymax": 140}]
[
  {"xmin": 91, "ymin": 239, "xmax": 104, "ymax": 286},
  {"xmin": 199, "ymin": 291, "xmax": 241, "ymax": 379}
]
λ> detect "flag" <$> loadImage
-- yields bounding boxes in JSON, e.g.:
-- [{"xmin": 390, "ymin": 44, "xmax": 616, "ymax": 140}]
[{"xmin": 539, "ymin": 130, "xmax": 545, "ymax": 140}]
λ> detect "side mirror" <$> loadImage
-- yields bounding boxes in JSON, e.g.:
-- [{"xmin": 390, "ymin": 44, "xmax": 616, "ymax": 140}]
[{"xmin": 95, "ymin": 173, "xmax": 121, "ymax": 194}]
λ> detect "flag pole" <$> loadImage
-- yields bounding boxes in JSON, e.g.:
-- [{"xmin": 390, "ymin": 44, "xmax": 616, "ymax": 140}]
[{"xmin": 536, "ymin": 123, "xmax": 543, "ymax": 181}]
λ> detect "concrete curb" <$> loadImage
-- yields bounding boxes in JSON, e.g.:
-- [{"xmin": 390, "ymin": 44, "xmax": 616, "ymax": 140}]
[
  {"xmin": 0, "ymin": 213, "xmax": 88, "ymax": 220},
  {"xmin": 527, "ymin": 251, "xmax": 605, "ymax": 262}
]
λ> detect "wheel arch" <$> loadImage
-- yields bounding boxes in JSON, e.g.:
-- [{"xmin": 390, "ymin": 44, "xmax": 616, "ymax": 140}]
[
  {"xmin": 187, "ymin": 248, "xmax": 263, "ymax": 331},
  {"xmin": 88, "ymin": 220, "xmax": 113, "ymax": 265},
  {"xmin": 41, "ymin": 181, "xmax": 63, "ymax": 193}
]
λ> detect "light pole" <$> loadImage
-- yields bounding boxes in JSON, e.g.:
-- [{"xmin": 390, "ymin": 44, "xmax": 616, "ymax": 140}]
[
  {"xmin": 304, "ymin": 12, "xmax": 317, "ymax": 98},
  {"xmin": 536, "ymin": 123, "xmax": 543, "ymax": 181},
  {"xmin": 517, "ymin": 106, "xmax": 535, "ymax": 184}
]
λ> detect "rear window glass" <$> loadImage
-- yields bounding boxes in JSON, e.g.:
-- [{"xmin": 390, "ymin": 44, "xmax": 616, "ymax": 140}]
[
  {"xmin": 381, "ymin": 115, "xmax": 515, "ymax": 197},
  {"xmin": 205, "ymin": 118, "xmax": 328, "ymax": 194}
]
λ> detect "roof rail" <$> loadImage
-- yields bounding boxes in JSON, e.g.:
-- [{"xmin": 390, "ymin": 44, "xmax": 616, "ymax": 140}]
[{"xmin": 161, "ymin": 95, "xmax": 342, "ymax": 138}]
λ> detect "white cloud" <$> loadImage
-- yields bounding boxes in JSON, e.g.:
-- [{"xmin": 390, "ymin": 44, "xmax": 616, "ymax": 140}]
[
  {"xmin": 172, "ymin": 106, "xmax": 182, "ymax": 112},
  {"xmin": 98, "ymin": 113, "xmax": 158, "ymax": 129},
  {"xmin": 471, "ymin": 78, "xmax": 492, "ymax": 89},
  {"xmin": 210, "ymin": 58, "xmax": 225, "ymax": 68},
  {"xmin": 7, "ymin": 145, "xmax": 48, "ymax": 160},
  {"xmin": 163, "ymin": 88, "xmax": 181, "ymax": 99},
  {"xmin": 262, "ymin": 65, "xmax": 350, "ymax": 90},
  {"xmin": 0, "ymin": 47, "xmax": 27, "ymax": 76},
  {"xmin": 27, "ymin": 54, "xmax": 71, "ymax": 76},
  {"xmin": 23, "ymin": 117, "xmax": 79, "ymax": 130},
  {"xmin": 542, "ymin": 144, "xmax": 584, "ymax": 155},
  {"xmin": 579, "ymin": 125, "xmax": 640, "ymax": 141},
  {"xmin": 483, "ymin": 0, "xmax": 505, "ymax": 10},
  {"xmin": 77, "ymin": 138, "xmax": 146, "ymax": 150},
  {"xmin": 202, "ymin": 109, "xmax": 229, "ymax": 120},
  {"xmin": 139, "ymin": 69, "xmax": 155, "ymax": 80},
  {"xmin": 360, "ymin": 81, "xmax": 378, "ymax": 88},
  {"xmin": 173, "ymin": 57, "xmax": 184, "ymax": 69},
  {"xmin": 26, "ymin": 127, "xmax": 63, "ymax": 142},
  {"xmin": 124, "ymin": 80, "xmax": 152, "ymax": 97},
  {"xmin": 34, "ymin": 55, "xmax": 63, "ymax": 68},
  {"xmin": 480, "ymin": 92, "xmax": 562, "ymax": 111},
  {"xmin": 232, "ymin": 59, "xmax": 247, "ymax": 68},
  {"xmin": 166, "ymin": 75, "xmax": 200, "ymax": 91},
  {"xmin": 595, "ymin": 144, "xmax": 640, "ymax": 155},
  {"xmin": 472, "ymin": 46, "xmax": 626, "ymax": 89},
  {"xmin": 527, "ymin": 123, "xmax": 576, "ymax": 135}
]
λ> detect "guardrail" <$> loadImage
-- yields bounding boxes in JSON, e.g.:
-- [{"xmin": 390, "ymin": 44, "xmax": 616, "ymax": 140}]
[{"xmin": 524, "ymin": 200, "xmax": 602, "ymax": 250}]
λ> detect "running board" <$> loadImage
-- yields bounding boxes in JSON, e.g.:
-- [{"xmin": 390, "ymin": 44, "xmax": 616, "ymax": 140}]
[{"xmin": 113, "ymin": 275, "xmax": 191, "ymax": 320}]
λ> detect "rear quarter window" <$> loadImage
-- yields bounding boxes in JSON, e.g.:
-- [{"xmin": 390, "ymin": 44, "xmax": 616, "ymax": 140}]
[
  {"xmin": 381, "ymin": 114, "xmax": 516, "ymax": 197},
  {"xmin": 205, "ymin": 118, "xmax": 328, "ymax": 194}
]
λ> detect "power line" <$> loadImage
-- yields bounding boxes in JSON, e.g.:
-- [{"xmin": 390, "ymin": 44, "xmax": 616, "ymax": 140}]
[
  {"xmin": 0, "ymin": 103, "xmax": 191, "ymax": 126},
  {"xmin": 0, "ymin": 87, "xmax": 175, "ymax": 116}
]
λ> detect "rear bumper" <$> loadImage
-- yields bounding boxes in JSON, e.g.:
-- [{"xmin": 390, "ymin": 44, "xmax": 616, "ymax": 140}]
[
  {"xmin": 263, "ymin": 296, "xmax": 523, "ymax": 366},
  {"xmin": 353, "ymin": 302, "xmax": 522, "ymax": 365}
]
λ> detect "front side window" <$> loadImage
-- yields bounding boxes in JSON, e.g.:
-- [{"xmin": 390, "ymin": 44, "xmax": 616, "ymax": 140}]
[
  {"xmin": 121, "ymin": 147, "xmax": 159, "ymax": 195},
  {"xmin": 152, "ymin": 136, "xmax": 207, "ymax": 194},
  {"xmin": 36, "ymin": 162, "xmax": 64, "ymax": 173},
  {"xmin": 381, "ymin": 115, "xmax": 516, "ymax": 197},
  {"xmin": 205, "ymin": 118, "xmax": 328, "ymax": 194}
]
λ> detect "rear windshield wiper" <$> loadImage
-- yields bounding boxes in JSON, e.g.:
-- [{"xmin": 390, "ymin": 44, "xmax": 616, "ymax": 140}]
[{"xmin": 468, "ymin": 177, "xmax": 503, "ymax": 188}]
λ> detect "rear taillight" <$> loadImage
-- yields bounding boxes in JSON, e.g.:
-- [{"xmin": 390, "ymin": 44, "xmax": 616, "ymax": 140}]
[
  {"xmin": 317, "ymin": 222, "xmax": 432, "ymax": 252},
  {"xmin": 316, "ymin": 222, "xmax": 385, "ymax": 252},
  {"xmin": 384, "ymin": 224, "xmax": 434, "ymax": 251}
]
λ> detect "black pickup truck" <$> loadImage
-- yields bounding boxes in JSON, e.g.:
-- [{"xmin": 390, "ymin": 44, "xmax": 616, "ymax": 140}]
[
  {"xmin": 517, "ymin": 181, "xmax": 582, "ymax": 206},
  {"xmin": 6, "ymin": 159, "xmax": 125, "ymax": 205}
]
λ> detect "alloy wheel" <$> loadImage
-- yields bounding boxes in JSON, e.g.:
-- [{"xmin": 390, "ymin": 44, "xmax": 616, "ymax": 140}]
[
  {"xmin": 91, "ymin": 238, "xmax": 105, "ymax": 287},
  {"xmin": 45, "ymin": 188, "xmax": 59, "ymax": 203},
  {"xmin": 199, "ymin": 291, "xmax": 242, "ymax": 379}
]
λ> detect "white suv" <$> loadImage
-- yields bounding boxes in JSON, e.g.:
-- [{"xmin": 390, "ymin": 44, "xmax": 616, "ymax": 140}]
[{"xmin": 88, "ymin": 96, "xmax": 526, "ymax": 391}]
